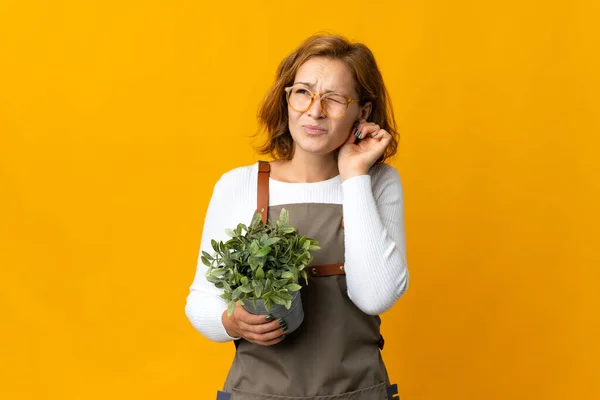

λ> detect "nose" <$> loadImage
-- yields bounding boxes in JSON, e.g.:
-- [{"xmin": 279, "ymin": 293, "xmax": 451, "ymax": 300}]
[{"xmin": 307, "ymin": 94, "xmax": 325, "ymax": 119}]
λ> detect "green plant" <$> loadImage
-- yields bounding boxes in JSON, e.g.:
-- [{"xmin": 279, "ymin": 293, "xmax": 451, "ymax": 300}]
[{"xmin": 202, "ymin": 208, "xmax": 321, "ymax": 316}]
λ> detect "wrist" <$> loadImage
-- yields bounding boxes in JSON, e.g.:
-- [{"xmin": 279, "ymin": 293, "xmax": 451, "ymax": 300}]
[
  {"xmin": 222, "ymin": 309, "xmax": 239, "ymax": 338},
  {"xmin": 340, "ymin": 169, "xmax": 369, "ymax": 183}
]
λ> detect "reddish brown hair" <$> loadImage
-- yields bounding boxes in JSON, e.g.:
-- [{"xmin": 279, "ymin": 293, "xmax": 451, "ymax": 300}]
[{"xmin": 253, "ymin": 34, "xmax": 399, "ymax": 164}]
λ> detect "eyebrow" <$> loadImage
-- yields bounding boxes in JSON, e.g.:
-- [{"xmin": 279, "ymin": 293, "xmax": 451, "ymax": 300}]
[{"xmin": 293, "ymin": 81, "xmax": 344, "ymax": 95}]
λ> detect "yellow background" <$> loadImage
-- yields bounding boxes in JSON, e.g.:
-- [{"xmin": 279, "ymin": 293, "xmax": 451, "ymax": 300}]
[{"xmin": 1, "ymin": 0, "xmax": 598, "ymax": 399}]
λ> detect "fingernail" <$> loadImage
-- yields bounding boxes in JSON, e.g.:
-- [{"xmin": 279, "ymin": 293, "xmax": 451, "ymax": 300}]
[
  {"xmin": 373, "ymin": 132, "xmax": 379, "ymax": 138},
  {"xmin": 354, "ymin": 129, "xmax": 361, "ymax": 137},
  {"xmin": 265, "ymin": 315, "xmax": 273, "ymax": 322},
  {"xmin": 279, "ymin": 335, "xmax": 286, "ymax": 340},
  {"xmin": 278, "ymin": 318, "xmax": 286, "ymax": 326},
  {"xmin": 359, "ymin": 132, "xmax": 363, "ymax": 139},
  {"xmin": 282, "ymin": 325, "xmax": 289, "ymax": 332}
]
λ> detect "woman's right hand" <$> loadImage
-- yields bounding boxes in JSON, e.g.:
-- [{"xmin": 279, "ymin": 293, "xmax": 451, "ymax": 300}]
[{"xmin": 222, "ymin": 301, "xmax": 288, "ymax": 346}]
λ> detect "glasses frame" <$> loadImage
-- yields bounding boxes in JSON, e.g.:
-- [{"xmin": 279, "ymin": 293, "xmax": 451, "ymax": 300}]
[{"xmin": 284, "ymin": 84, "xmax": 361, "ymax": 119}]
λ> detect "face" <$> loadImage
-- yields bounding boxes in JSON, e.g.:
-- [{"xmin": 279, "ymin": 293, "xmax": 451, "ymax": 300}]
[{"xmin": 287, "ymin": 57, "xmax": 371, "ymax": 157}]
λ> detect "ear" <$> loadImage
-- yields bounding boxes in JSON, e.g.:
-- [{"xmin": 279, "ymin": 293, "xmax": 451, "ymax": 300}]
[{"xmin": 359, "ymin": 102, "xmax": 372, "ymax": 121}]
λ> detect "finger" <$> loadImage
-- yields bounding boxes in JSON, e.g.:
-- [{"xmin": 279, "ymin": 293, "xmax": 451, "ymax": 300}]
[
  {"xmin": 238, "ymin": 318, "xmax": 286, "ymax": 335},
  {"xmin": 374, "ymin": 129, "xmax": 391, "ymax": 142},
  {"xmin": 232, "ymin": 303, "xmax": 276, "ymax": 325},
  {"xmin": 244, "ymin": 325, "xmax": 287, "ymax": 344},
  {"xmin": 252, "ymin": 334, "xmax": 286, "ymax": 347},
  {"xmin": 344, "ymin": 121, "xmax": 361, "ymax": 145},
  {"xmin": 256, "ymin": 326, "xmax": 289, "ymax": 344},
  {"xmin": 354, "ymin": 119, "xmax": 367, "ymax": 139},
  {"xmin": 348, "ymin": 119, "xmax": 366, "ymax": 142},
  {"xmin": 356, "ymin": 123, "xmax": 380, "ymax": 140}
]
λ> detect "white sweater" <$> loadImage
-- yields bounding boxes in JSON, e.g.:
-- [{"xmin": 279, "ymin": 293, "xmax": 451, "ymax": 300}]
[{"xmin": 185, "ymin": 161, "xmax": 409, "ymax": 342}]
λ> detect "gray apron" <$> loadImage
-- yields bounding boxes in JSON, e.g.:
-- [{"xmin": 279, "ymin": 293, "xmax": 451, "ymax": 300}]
[{"xmin": 217, "ymin": 161, "xmax": 399, "ymax": 400}]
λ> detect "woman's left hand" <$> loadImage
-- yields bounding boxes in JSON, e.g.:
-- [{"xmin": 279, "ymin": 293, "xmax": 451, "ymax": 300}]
[{"xmin": 338, "ymin": 119, "xmax": 392, "ymax": 182}]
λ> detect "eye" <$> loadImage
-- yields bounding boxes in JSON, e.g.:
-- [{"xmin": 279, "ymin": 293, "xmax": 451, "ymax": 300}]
[
  {"xmin": 294, "ymin": 88, "xmax": 310, "ymax": 95},
  {"xmin": 324, "ymin": 94, "xmax": 346, "ymax": 105}
]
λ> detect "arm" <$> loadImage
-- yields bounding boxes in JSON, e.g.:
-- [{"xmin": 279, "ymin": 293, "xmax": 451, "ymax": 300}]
[
  {"xmin": 184, "ymin": 175, "xmax": 240, "ymax": 342},
  {"xmin": 341, "ymin": 164, "xmax": 409, "ymax": 315}
]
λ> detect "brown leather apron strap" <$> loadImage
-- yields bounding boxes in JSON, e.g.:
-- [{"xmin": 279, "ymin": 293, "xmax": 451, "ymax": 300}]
[
  {"xmin": 256, "ymin": 160, "xmax": 270, "ymax": 225},
  {"xmin": 308, "ymin": 263, "xmax": 346, "ymax": 277}
]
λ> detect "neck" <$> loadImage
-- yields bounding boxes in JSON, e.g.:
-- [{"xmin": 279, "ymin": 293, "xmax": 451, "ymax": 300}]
[{"xmin": 280, "ymin": 151, "xmax": 339, "ymax": 183}]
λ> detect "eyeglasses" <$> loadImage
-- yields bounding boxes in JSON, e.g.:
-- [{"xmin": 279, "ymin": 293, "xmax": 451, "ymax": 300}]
[{"xmin": 284, "ymin": 84, "xmax": 360, "ymax": 118}]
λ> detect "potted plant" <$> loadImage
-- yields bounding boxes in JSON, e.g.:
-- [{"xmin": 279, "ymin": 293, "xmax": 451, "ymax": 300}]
[{"xmin": 202, "ymin": 208, "xmax": 320, "ymax": 335}]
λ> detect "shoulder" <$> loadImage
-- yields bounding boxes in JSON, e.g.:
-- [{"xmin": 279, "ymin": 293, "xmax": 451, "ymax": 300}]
[
  {"xmin": 368, "ymin": 163, "xmax": 404, "ymax": 200},
  {"xmin": 215, "ymin": 162, "xmax": 258, "ymax": 189},
  {"xmin": 368, "ymin": 162, "xmax": 402, "ymax": 187},
  {"xmin": 209, "ymin": 162, "xmax": 260, "ymax": 205}
]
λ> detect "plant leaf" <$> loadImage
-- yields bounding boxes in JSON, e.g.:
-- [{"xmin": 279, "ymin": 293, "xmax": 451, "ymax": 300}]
[
  {"xmin": 249, "ymin": 241, "xmax": 259, "ymax": 256},
  {"xmin": 281, "ymin": 271, "xmax": 294, "ymax": 279},
  {"xmin": 278, "ymin": 291, "xmax": 293, "ymax": 300},
  {"xmin": 264, "ymin": 237, "xmax": 281, "ymax": 246},
  {"xmin": 286, "ymin": 283, "xmax": 302, "ymax": 291},
  {"xmin": 255, "ymin": 246, "xmax": 272, "ymax": 257},
  {"xmin": 300, "ymin": 270, "xmax": 308, "ymax": 284},
  {"xmin": 254, "ymin": 281, "xmax": 263, "ymax": 298},
  {"xmin": 225, "ymin": 228, "xmax": 236, "ymax": 237},
  {"xmin": 270, "ymin": 295, "xmax": 286, "ymax": 306},
  {"xmin": 264, "ymin": 298, "xmax": 273, "ymax": 312},
  {"xmin": 255, "ymin": 267, "xmax": 265, "ymax": 279},
  {"xmin": 240, "ymin": 284, "xmax": 253, "ymax": 293}
]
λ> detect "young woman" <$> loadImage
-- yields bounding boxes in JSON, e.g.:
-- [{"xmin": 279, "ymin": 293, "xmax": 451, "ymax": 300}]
[{"xmin": 185, "ymin": 34, "xmax": 409, "ymax": 400}]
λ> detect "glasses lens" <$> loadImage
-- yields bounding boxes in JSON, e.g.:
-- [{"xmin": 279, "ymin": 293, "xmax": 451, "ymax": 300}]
[
  {"xmin": 322, "ymin": 94, "xmax": 348, "ymax": 118},
  {"xmin": 288, "ymin": 87, "xmax": 313, "ymax": 111}
]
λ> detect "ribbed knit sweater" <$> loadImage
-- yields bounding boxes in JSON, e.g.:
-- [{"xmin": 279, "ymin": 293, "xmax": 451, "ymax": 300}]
[{"xmin": 185, "ymin": 161, "xmax": 409, "ymax": 342}]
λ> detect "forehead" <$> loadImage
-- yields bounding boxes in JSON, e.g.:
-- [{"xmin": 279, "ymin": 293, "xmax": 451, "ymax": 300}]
[{"xmin": 294, "ymin": 57, "xmax": 356, "ymax": 94}]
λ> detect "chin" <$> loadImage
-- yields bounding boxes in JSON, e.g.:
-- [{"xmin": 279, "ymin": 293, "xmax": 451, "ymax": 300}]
[
  {"xmin": 294, "ymin": 139, "xmax": 341, "ymax": 156},
  {"xmin": 290, "ymin": 128, "xmax": 345, "ymax": 155}
]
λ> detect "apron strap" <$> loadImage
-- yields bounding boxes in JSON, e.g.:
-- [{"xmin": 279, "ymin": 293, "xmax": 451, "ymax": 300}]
[
  {"xmin": 308, "ymin": 263, "xmax": 346, "ymax": 276},
  {"xmin": 257, "ymin": 160, "xmax": 346, "ymax": 277},
  {"xmin": 256, "ymin": 160, "xmax": 270, "ymax": 225}
]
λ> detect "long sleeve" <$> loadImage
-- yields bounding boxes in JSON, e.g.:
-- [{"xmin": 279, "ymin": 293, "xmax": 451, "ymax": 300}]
[
  {"xmin": 184, "ymin": 174, "xmax": 241, "ymax": 343},
  {"xmin": 185, "ymin": 162, "xmax": 409, "ymax": 341},
  {"xmin": 341, "ymin": 164, "xmax": 409, "ymax": 315}
]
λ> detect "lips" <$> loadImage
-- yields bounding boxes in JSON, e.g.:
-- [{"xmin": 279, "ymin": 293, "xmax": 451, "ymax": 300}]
[{"xmin": 302, "ymin": 125, "xmax": 327, "ymax": 134}]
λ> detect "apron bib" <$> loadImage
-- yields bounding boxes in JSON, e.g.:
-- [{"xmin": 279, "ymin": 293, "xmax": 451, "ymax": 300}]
[{"xmin": 218, "ymin": 161, "xmax": 399, "ymax": 400}]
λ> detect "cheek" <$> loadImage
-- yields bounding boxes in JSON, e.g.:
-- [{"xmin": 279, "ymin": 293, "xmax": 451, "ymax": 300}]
[
  {"xmin": 287, "ymin": 107, "xmax": 298, "ymax": 124},
  {"xmin": 287, "ymin": 109, "xmax": 303, "ymax": 135},
  {"xmin": 332, "ymin": 118, "xmax": 354, "ymax": 137}
]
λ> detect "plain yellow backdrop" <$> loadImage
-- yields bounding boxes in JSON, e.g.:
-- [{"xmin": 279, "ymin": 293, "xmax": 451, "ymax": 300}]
[{"xmin": 1, "ymin": 0, "xmax": 598, "ymax": 399}]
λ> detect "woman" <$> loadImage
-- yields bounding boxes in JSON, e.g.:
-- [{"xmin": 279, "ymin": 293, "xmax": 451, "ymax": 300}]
[{"xmin": 185, "ymin": 34, "xmax": 409, "ymax": 400}]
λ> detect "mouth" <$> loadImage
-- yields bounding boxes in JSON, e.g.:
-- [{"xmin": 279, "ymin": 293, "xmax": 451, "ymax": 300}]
[{"xmin": 302, "ymin": 125, "xmax": 327, "ymax": 135}]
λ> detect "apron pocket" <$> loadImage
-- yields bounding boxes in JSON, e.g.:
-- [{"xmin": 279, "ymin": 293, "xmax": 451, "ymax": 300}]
[{"xmin": 230, "ymin": 382, "xmax": 388, "ymax": 400}]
